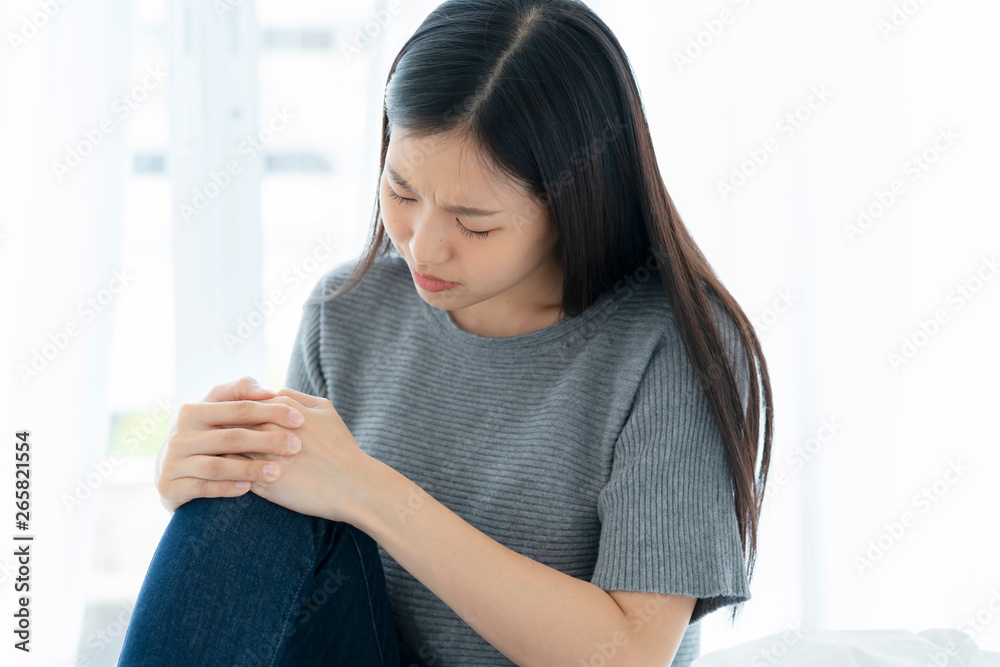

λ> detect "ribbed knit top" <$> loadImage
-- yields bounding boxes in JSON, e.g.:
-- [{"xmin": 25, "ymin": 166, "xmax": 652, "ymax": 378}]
[{"xmin": 283, "ymin": 251, "xmax": 752, "ymax": 666}]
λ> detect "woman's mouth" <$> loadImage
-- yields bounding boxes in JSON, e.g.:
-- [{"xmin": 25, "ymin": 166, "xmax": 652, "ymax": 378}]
[{"xmin": 409, "ymin": 266, "xmax": 460, "ymax": 292}]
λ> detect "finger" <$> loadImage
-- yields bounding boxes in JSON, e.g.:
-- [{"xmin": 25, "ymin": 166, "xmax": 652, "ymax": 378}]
[
  {"xmin": 184, "ymin": 400, "xmax": 305, "ymax": 430},
  {"xmin": 173, "ymin": 477, "xmax": 258, "ymax": 500},
  {"xmin": 275, "ymin": 386, "xmax": 327, "ymax": 409},
  {"xmin": 187, "ymin": 454, "xmax": 283, "ymax": 483},
  {"xmin": 253, "ymin": 394, "xmax": 308, "ymax": 413},
  {"xmin": 183, "ymin": 425, "xmax": 302, "ymax": 457},
  {"xmin": 220, "ymin": 395, "xmax": 309, "ymax": 428},
  {"xmin": 218, "ymin": 452, "xmax": 284, "ymax": 464},
  {"xmin": 203, "ymin": 376, "xmax": 276, "ymax": 402},
  {"xmin": 219, "ymin": 452, "xmax": 254, "ymax": 461}
]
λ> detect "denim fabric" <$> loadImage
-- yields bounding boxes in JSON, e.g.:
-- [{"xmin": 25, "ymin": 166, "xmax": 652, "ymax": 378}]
[{"xmin": 118, "ymin": 491, "xmax": 403, "ymax": 667}]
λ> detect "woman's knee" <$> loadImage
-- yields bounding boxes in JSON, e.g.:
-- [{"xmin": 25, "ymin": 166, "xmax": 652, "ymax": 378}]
[{"xmin": 168, "ymin": 492, "xmax": 313, "ymax": 561}]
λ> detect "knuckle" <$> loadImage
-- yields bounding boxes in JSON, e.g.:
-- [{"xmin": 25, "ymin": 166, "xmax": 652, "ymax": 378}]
[
  {"xmin": 166, "ymin": 431, "xmax": 190, "ymax": 455},
  {"xmin": 206, "ymin": 456, "xmax": 224, "ymax": 479},
  {"xmin": 194, "ymin": 477, "xmax": 211, "ymax": 498},
  {"xmin": 158, "ymin": 457, "xmax": 175, "ymax": 480},
  {"xmin": 234, "ymin": 400, "xmax": 255, "ymax": 419},
  {"xmin": 176, "ymin": 403, "xmax": 193, "ymax": 422},
  {"xmin": 205, "ymin": 381, "xmax": 230, "ymax": 401},
  {"xmin": 222, "ymin": 427, "xmax": 242, "ymax": 450},
  {"xmin": 161, "ymin": 434, "xmax": 179, "ymax": 457}
]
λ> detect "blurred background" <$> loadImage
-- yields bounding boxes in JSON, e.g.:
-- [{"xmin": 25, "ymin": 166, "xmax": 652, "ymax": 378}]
[{"xmin": 0, "ymin": 0, "xmax": 997, "ymax": 664}]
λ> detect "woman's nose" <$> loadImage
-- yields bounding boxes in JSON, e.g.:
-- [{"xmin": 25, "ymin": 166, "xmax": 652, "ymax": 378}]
[{"xmin": 407, "ymin": 217, "xmax": 450, "ymax": 266}]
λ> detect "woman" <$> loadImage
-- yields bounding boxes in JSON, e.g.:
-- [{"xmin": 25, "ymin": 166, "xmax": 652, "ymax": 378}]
[{"xmin": 118, "ymin": 0, "xmax": 773, "ymax": 665}]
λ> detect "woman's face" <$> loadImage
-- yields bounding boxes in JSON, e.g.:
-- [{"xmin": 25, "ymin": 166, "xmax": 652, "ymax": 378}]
[{"xmin": 379, "ymin": 130, "xmax": 562, "ymax": 326}]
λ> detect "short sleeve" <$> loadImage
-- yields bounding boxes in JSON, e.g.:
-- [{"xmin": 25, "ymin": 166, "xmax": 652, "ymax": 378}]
[
  {"xmin": 283, "ymin": 275, "xmax": 332, "ymax": 400},
  {"xmin": 589, "ymin": 311, "xmax": 752, "ymax": 624}
]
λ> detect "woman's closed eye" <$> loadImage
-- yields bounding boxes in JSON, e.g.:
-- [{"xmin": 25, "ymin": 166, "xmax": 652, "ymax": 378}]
[{"xmin": 387, "ymin": 186, "xmax": 491, "ymax": 240}]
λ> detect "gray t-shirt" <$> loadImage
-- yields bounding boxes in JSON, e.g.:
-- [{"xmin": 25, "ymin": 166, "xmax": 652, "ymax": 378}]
[{"xmin": 284, "ymin": 252, "xmax": 752, "ymax": 666}]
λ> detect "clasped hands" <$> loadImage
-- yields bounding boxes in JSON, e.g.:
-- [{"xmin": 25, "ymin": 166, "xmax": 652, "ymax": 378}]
[{"xmin": 154, "ymin": 376, "xmax": 372, "ymax": 523}]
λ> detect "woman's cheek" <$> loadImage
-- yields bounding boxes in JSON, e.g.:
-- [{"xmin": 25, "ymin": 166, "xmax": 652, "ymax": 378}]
[{"xmin": 380, "ymin": 206, "xmax": 401, "ymax": 239}]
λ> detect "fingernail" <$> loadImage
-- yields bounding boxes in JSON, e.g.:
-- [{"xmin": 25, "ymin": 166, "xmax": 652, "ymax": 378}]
[
  {"xmin": 287, "ymin": 435, "xmax": 301, "ymax": 451},
  {"xmin": 263, "ymin": 464, "xmax": 279, "ymax": 477},
  {"xmin": 288, "ymin": 411, "xmax": 304, "ymax": 425},
  {"xmin": 235, "ymin": 481, "xmax": 250, "ymax": 489}
]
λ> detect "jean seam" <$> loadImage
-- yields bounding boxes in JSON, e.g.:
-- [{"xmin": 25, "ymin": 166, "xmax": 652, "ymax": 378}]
[
  {"xmin": 267, "ymin": 548, "xmax": 322, "ymax": 667},
  {"xmin": 348, "ymin": 528, "xmax": 387, "ymax": 666}
]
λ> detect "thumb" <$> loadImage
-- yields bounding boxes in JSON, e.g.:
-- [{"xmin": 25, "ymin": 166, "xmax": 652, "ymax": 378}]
[{"xmin": 204, "ymin": 376, "xmax": 276, "ymax": 402}]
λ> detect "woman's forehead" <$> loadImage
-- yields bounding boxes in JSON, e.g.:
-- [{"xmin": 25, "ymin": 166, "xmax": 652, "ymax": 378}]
[{"xmin": 387, "ymin": 133, "xmax": 531, "ymax": 207}]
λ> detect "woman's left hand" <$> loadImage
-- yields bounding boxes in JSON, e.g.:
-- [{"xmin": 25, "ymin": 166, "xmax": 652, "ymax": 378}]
[{"xmin": 218, "ymin": 387, "xmax": 374, "ymax": 523}]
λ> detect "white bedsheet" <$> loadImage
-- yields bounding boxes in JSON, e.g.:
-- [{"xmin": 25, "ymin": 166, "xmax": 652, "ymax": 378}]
[{"xmin": 690, "ymin": 627, "xmax": 1000, "ymax": 666}]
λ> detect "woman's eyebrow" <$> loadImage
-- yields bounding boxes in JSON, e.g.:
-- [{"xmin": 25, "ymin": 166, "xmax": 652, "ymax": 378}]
[{"xmin": 386, "ymin": 163, "xmax": 503, "ymax": 217}]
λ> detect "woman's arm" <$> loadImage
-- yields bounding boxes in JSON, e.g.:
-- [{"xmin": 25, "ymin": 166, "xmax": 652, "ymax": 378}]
[{"xmin": 345, "ymin": 456, "xmax": 696, "ymax": 667}]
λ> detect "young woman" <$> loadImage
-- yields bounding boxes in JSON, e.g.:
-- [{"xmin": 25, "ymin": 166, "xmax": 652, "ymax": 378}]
[{"xmin": 118, "ymin": 0, "xmax": 773, "ymax": 665}]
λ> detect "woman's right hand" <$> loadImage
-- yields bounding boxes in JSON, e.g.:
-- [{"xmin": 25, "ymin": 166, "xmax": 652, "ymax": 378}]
[{"xmin": 154, "ymin": 376, "xmax": 306, "ymax": 513}]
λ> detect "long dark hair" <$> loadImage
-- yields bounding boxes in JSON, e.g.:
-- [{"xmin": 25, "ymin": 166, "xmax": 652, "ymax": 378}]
[{"xmin": 326, "ymin": 0, "xmax": 772, "ymax": 623}]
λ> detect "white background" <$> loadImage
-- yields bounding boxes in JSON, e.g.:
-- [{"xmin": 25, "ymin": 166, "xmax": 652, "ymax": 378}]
[{"xmin": 0, "ymin": 0, "xmax": 997, "ymax": 664}]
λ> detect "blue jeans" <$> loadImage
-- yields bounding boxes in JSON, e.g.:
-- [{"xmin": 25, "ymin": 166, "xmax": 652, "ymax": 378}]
[{"xmin": 118, "ymin": 490, "xmax": 409, "ymax": 666}]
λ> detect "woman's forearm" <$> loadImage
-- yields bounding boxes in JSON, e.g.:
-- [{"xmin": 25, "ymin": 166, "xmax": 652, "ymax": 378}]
[{"xmin": 343, "ymin": 455, "xmax": 637, "ymax": 667}]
